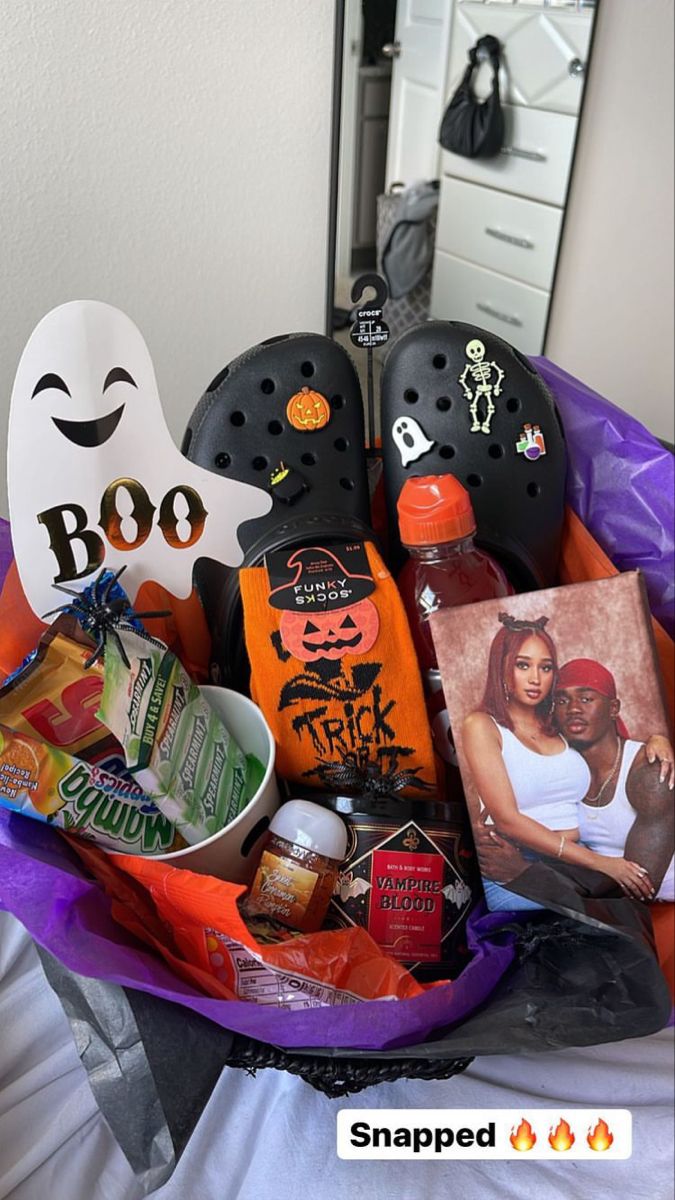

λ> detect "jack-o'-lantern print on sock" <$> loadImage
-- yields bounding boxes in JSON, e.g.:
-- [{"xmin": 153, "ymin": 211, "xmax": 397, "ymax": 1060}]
[
  {"xmin": 240, "ymin": 543, "xmax": 436, "ymax": 793},
  {"xmin": 279, "ymin": 599, "xmax": 379, "ymax": 662}
]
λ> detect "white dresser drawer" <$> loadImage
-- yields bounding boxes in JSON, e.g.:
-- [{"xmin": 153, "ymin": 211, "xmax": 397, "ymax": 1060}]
[
  {"xmin": 448, "ymin": 3, "xmax": 593, "ymax": 117},
  {"xmin": 435, "ymin": 176, "xmax": 563, "ymax": 290},
  {"xmin": 441, "ymin": 103, "xmax": 577, "ymax": 206},
  {"xmin": 430, "ymin": 250, "xmax": 550, "ymax": 354}
]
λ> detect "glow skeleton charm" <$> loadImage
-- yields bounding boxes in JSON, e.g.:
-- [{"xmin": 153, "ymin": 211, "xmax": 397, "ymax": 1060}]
[{"xmin": 459, "ymin": 339, "xmax": 505, "ymax": 435}]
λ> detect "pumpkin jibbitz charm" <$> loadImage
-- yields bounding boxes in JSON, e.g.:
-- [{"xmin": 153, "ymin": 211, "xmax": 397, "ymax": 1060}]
[
  {"xmin": 279, "ymin": 601, "xmax": 379, "ymax": 663},
  {"xmin": 286, "ymin": 386, "xmax": 331, "ymax": 432}
]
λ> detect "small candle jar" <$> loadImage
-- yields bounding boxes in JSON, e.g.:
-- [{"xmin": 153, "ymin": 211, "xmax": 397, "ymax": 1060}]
[{"xmin": 246, "ymin": 799, "xmax": 348, "ymax": 933}]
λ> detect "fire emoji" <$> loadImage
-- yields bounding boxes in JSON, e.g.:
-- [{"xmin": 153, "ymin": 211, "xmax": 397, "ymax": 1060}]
[
  {"xmin": 548, "ymin": 1118, "xmax": 575, "ymax": 1152},
  {"xmin": 510, "ymin": 1118, "xmax": 537, "ymax": 1151},
  {"xmin": 587, "ymin": 1119, "xmax": 614, "ymax": 1152}
]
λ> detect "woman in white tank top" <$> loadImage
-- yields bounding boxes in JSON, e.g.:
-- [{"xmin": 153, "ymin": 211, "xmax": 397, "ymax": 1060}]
[{"xmin": 462, "ymin": 614, "xmax": 656, "ymax": 910}]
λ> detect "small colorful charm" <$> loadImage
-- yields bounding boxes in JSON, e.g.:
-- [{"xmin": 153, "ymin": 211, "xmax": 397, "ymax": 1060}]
[
  {"xmin": 458, "ymin": 339, "xmax": 504, "ymax": 435},
  {"xmin": 285, "ymin": 386, "xmax": 331, "ymax": 432},
  {"xmin": 515, "ymin": 422, "xmax": 547, "ymax": 460},
  {"xmin": 391, "ymin": 416, "xmax": 435, "ymax": 467},
  {"xmin": 269, "ymin": 461, "xmax": 308, "ymax": 504}
]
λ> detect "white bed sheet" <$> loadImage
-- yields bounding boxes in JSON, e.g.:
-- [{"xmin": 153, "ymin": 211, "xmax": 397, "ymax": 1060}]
[{"xmin": 1, "ymin": 911, "xmax": 673, "ymax": 1200}]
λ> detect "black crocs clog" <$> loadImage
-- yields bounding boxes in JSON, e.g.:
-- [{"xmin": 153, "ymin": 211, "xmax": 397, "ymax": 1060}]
[
  {"xmin": 380, "ymin": 321, "xmax": 567, "ymax": 589},
  {"xmin": 183, "ymin": 332, "xmax": 374, "ymax": 687}
]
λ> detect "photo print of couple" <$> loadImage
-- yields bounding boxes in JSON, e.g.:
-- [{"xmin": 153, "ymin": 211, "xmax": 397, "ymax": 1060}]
[{"xmin": 431, "ymin": 572, "xmax": 674, "ymax": 915}]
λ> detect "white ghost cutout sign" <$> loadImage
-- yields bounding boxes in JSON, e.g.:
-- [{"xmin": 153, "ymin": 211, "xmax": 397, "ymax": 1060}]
[
  {"xmin": 8, "ymin": 301, "xmax": 272, "ymax": 620},
  {"xmin": 391, "ymin": 416, "xmax": 435, "ymax": 467}
]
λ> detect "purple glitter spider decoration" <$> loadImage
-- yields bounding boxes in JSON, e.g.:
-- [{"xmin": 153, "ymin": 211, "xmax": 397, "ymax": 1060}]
[{"xmin": 41, "ymin": 566, "xmax": 169, "ymax": 669}]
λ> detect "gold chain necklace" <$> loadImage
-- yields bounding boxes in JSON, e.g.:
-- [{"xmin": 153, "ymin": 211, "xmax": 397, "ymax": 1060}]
[{"xmin": 584, "ymin": 740, "xmax": 623, "ymax": 813}]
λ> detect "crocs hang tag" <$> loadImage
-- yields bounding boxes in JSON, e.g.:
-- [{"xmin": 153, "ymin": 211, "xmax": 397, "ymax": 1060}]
[
  {"xmin": 458, "ymin": 338, "xmax": 505, "ymax": 435},
  {"xmin": 350, "ymin": 307, "xmax": 390, "ymax": 351},
  {"xmin": 349, "ymin": 272, "xmax": 390, "ymax": 350}
]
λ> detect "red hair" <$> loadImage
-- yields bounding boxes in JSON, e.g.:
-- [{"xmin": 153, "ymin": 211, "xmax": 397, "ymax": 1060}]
[{"xmin": 479, "ymin": 622, "xmax": 559, "ymax": 733}]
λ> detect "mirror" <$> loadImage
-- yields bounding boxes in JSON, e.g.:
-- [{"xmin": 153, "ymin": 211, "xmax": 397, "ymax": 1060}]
[{"xmin": 329, "ymin": 0, "xmax": 599, "ymax": 377}]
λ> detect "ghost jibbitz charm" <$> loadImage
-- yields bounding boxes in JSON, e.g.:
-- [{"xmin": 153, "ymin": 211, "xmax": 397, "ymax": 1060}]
[
  {"xmin": 458, "ymin": 339, "xmax": 505, "ymax": 435},
  {"xmin": 515, "ymin": 423, "xmax": 547, "ymax": 460},
  {"xmin": 391, "ymin": 417, "xmax": 435, "ymax": 467}
]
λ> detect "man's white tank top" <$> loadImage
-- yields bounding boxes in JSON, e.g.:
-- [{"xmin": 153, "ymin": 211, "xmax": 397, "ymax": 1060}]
[
  {"xmin": 493, "ymin": 720, "xmax": 590, "ymax": 830},
  {"xmin": 579, "ymin": 739, "xmax": 675, "ymax": 901}
]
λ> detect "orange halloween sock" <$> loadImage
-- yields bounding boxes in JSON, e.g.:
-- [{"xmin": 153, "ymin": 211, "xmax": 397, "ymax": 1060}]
[{"xmin": 240, "ymin": 541, "xmax": 436, "ymax": 795}]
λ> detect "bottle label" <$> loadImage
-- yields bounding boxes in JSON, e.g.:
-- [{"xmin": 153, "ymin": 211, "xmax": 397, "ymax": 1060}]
[
  {"xmin": 330, "ymin": 820, "xmax": 475, "ymax": 968},
  {"xmin": 249, "ymin": 850, "xmax": 318, "ymax": 925},
  {"xmin": 267, "ymin": 543, "xmax": 374, "ymax": 613},
  {"xmin": 369, "ymin": 847, "xmax": 445, "ymax": 963}
]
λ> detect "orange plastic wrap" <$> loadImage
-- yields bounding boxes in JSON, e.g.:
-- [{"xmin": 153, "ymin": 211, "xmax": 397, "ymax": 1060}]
[
  {"xmin": 71, "ymin": 840, "xmax": 432, "ymax": 1008},
  {"xmin": 0, "ymin": 561, "xmax": 211, "ymax": 684}
]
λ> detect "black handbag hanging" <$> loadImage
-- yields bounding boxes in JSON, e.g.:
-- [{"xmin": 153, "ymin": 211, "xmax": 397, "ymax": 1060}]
[{"xmin": 439, "ymin": 34, "xmax": 504, "ymax": 159}]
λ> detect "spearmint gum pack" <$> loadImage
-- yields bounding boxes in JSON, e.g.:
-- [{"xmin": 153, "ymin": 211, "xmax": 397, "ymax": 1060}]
[
  {"xmin": 0, "ymin": 723, "xmax": 182, "ymax": 854},
  {"xmin": 99, "ymin": 627, "xmax": 263, "ymax": 845}
]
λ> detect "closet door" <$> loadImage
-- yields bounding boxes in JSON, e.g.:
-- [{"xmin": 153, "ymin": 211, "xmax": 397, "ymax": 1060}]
[{"xmin": 384, "ymin": 0, "xmax": 455, "ymax": 187}]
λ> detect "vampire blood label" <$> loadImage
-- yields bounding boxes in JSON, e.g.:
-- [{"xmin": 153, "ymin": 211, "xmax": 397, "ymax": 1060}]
[{"xmin": 328, "ymin": 814, "xmax": 474, "ymax": 971}]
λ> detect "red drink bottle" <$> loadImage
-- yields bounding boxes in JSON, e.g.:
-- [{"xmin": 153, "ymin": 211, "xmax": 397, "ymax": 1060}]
[{"xmin": 397, "ymin": 475, "xmax": 513, "ymax": 784}]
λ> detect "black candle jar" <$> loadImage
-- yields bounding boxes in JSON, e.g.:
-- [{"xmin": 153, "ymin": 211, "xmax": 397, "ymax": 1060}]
[{"xmin": 301, "ymin": 790, "xmax": 479, "ymax": 981}]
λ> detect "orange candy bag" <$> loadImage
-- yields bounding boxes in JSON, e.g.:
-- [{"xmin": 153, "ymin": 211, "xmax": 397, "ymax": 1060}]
[{"xmin": 72, "ymin": 840, "xmax": 433, "ymax": 1007}]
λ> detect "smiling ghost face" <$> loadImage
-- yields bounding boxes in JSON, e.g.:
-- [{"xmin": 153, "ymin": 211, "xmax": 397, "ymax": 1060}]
[
  {"xmin": 8, "ymin": 300, "xmax": 273, "ymax": 621},
  {"xmin": 7, "ymin": 301, "xmax": 166, "ymax": 608},
  {"xmin": 11, "ymin": 300, "xmax": 159, "ymax": 451},
  {"xmin": 47, "ymin": 365, "xmax": 134, "ymax": 447}
]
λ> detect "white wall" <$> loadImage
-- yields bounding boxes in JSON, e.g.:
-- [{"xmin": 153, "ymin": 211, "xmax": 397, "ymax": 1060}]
[
  {"xmin": 0, "ymin": 0, "xmax": 336, "ymax": 516},
  {"xmin": 546, "ymin": 0, "xmax": 675, "ymax": 442}
]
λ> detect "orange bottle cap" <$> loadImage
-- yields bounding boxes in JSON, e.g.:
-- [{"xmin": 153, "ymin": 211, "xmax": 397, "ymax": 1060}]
[{"xmin": 397, "ymin": 474, "xmax": 477, "ymax": 546}]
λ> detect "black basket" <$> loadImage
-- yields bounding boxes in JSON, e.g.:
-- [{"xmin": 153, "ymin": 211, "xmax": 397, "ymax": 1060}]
[{"xmin": 224, "ymin": 1035, "xmax": 473, "ymax": 1099}]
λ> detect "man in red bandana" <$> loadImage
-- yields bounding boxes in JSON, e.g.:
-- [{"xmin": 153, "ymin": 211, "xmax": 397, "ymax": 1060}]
[
  {"xmin": 478, "ymin": 657, "xmax": 674, "ymax": 899},
  {"xmin": 553, "ymin": 659, "xmax": 674, "ymax": 901}
]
